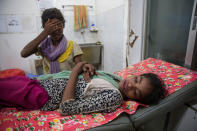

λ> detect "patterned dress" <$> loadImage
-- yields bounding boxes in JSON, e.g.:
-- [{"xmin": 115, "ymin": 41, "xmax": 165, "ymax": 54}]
[{"xmin": 39, "ymin": 78, "xmax": 123, "ymax": 116}]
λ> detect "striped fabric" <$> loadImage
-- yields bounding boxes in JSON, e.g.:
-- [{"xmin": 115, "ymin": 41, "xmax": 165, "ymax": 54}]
[{"xmin": 74, "ymin": 5, "xmax": 88, "ymax": 30}]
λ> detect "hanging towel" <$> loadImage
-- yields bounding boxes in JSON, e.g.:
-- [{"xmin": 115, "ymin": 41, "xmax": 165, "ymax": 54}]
[{"xmin": 74, "ymin": 5, "xmax": 88, "ymax": 30}]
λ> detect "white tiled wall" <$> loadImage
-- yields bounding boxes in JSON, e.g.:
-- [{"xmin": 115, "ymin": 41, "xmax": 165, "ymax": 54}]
[
  {"xmin": 0, "ymin": 0, "xmax": 144, "ymax": 73},
  {"xmin": 97, "ymin": 5, "xmax": 125, "ymax": 72}
]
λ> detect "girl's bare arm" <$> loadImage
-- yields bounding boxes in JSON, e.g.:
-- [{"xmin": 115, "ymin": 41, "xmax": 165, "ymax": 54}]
[
  {"xmin": 20, "ymin": 19, "xmax": 62, "ymax": 57},
  {"xmin": 61, "ymin": 62, "xmax": 87, "ymax": 102}
]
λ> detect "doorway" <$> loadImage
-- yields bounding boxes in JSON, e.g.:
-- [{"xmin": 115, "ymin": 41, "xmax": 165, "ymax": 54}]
[{"xmin": 144, "ymin": 0, "xmax": 194, "ymax": 66}]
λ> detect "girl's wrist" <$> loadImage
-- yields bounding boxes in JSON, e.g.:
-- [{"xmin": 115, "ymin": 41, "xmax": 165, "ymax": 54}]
[
  {"xmin": 71, "ymin": 68, "xmax": 81, "ymax": 75},
  {"xmin": 41, "ymin": 29, "xmax": 50, "ymax": 37}
]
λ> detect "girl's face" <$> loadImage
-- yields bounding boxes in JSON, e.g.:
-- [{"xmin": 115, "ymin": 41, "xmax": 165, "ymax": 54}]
[
  {"xmin": 50, "ymin": 18, "xmax": 64, "ymax": 42},
  {"xmin": 119, "ymin": 75, "xmax": 154, "ymax": 100}
]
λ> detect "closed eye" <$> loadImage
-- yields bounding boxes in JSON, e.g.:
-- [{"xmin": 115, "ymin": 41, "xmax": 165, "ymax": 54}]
[{"xmin": 135, "ymin": 77, "xmax": 138, "ymax": 83}]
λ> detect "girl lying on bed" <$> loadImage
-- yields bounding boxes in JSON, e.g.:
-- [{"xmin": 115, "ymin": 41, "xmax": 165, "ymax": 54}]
[{"xmin": 0, "ymin": 62, "xmax": 165, "ymax": 116}]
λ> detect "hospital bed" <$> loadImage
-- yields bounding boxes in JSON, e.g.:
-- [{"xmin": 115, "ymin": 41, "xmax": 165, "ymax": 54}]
[
  {"xmin": 88, "ymin": 77, "xmax": 197, "ymax": 131},
  {"xmin": 0, "ymin": 58, "xmax": 197, "ymax": 131},
  {"xmin": 88, "ymin": 58, "xmax": 197, "ymax": 131}
]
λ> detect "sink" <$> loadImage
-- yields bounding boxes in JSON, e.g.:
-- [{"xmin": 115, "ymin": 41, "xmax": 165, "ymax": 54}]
[{"xmin": 79, "ymin": 43, "xmax": 103, "ymax": 69}]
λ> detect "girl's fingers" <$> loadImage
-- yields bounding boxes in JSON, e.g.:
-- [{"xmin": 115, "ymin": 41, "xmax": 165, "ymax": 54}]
[
  {"xmin": 49, "ymin": 23, "xmax": 63, "ymax": 31},
  {"xmin": 83, "ymin": 72, "xmax": 91, "ymax": 83},
  {"xmin": 49, "ymin": 20, "xmax": 62, "ymax": 26}
]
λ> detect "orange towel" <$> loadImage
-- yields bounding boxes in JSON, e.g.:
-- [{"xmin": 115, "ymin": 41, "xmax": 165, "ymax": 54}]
[
  {"xmin": 74, "ymin": 5, "xmax": 88, "ymax": 30},
  {"xmin": 83, "ymin": 6, "xmax": 88, "ymax": 28}
]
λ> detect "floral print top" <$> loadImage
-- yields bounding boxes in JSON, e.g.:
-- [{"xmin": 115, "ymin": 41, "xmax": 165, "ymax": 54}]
[{"xmin": 39, "ymin": 78, "xmax": 123, "ymax": 116}]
